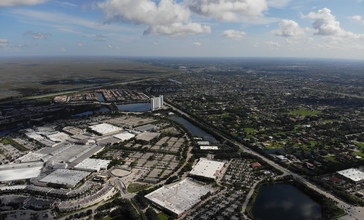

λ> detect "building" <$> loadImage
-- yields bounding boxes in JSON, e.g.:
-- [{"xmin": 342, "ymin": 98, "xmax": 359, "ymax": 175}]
[
  {"xmin": 151, "ymin": 95, "xmax": 163, "ymax": 111},
  {"xmin": 145, "ymin": 178, "xmax": 211, "ymax": 217},
  {"xmin": 88, "ymin": 123, "xmax": 123, "ymax": 136},
  {"xmin": 336, "ymin": 168, "xmax": 364, "ymax": 184},
  {"xmin": 0, "ymin": 162, "xmax": 44, "ymax": 182},
  {"xmin": 74, "ymin": 158, "xmax": 111, "ymax": 172},
  {"xmin": 40, "ymin": 169, "xmax": 91, "ymax": 188},
  {"xmin": 189, "ymin": 158, "xmax": 225, "ymax": 180}
]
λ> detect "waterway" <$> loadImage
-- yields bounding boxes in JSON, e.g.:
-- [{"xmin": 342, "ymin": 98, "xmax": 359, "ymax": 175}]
[
  {"xmin": 169, "ymin": 116, "xmax": 217, "ymax": 143},
  {"xmin": 73, "ymin": 107, "xmax": 110, "ymax": 117},
  {"xmin": 251, "ymin": 183, "xmax": 322, "ymax": 220},
  {"xmin": 117, "ymin": 103, "xmax": 151, "ymax": 112}
]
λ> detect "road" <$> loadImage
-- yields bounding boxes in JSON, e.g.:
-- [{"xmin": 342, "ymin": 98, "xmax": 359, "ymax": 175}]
[{"xmin": 165, "ymin": 102, "xmax": 364, "ymax": 220}]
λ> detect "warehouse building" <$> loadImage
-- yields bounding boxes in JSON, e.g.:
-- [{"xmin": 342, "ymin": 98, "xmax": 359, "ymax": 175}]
[
  {"xmin": 189, "ymin": 158, "xmax": 225, "ymax": 180},
  {"xmin": 337, "ymin": 168, "xmax": 364, "ymax": 184},
  {"xmin": 145, "ymin": 178, "xmax": 211, "ymax": 217}
]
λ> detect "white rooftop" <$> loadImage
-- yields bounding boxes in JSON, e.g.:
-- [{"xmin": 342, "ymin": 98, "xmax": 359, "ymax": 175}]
[
  {"xmin": 89, "ymin": 123, "xmax": 123, "ymax": 136},
  {"xmin": 197, "ymin": 141, "xmax": 210, "ymax": 145},
  {"xmin": 113, "ymin": 132, "xmax": 135, "ymax": 141},
  {"xmin": 0, "ymin": 162, "xmax": 43, "ymax": 182},
  {"xmin": 337, "ymin": 168, "xmax": 364, "ymax": 183},
  {"xmin": 200, "ymin": 146, "xmax": 219, "ymax": 150},
  {"xmin": 145, "ymin": 178, "xmax": 211, "ymax": 216},
  {"xmin": 40, "ymin": 169, "xmax": 90, "ymax": 188},
  {"xmin": 189, "ymin": 158, "xmax": 225, "ymax": 179},
  {"xmin": 74, "ymin": 158, "xmax": 111, "ymax": 172}
]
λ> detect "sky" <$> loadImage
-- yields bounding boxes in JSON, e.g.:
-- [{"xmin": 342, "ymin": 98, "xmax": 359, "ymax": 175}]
[{"xmin": 0, "ymin": 0, "xmax": 364, "ymax": 59}]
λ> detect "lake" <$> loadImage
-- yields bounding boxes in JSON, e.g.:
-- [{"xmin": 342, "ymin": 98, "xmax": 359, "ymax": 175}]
[
  {"xmin": 117, "ymin": 103, "xmax": 151, "ymax": 112},
  {"xmin": 169, "ymin": 116, "xmax": 217, "ymax": 143},
  {"xmin": 252, "ymin": 183, "xmax": 322, "ymax": 220}
]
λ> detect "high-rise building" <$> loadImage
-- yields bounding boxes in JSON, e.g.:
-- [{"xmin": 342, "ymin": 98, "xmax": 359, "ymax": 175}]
[{"xmin": 151, "ymin": 95, "xmax": 163, "ymax": 111}]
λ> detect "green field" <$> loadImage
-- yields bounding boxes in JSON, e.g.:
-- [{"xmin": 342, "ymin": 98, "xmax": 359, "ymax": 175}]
[
  {"xmin": 158, "ymin": 212, "xmax": 169, "ymax": 220},
  {"xmin": 127, "ymin": 183, "xmax": 150, "ymax": 193},
  {"xmin": 289, "ymin": 108, "xmax": 320, "ymax": 116}
]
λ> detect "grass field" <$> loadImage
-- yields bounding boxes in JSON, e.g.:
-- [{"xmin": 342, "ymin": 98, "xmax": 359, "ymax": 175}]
[
  {"xmin": 127, "ymin": 183, "xmax": 150, "ymax": 193},
  {"xmin": 158, "ymin": 212, "xmax": 169, "ymax": 220},
  {"xmin": 289, "ymin": 108, "xmax": 320, "ymax": 116}
]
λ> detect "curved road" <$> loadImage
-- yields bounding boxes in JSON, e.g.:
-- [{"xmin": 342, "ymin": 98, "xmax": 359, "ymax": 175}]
[{"xmin": 166, "ymin": 102, "xmax": 364, "ymax": 220}]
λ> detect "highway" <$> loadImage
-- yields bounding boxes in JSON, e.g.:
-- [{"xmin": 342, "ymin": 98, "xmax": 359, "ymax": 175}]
[{"xmin": 165, "ymin": 102, "xmax": 364, "ymax": 220}]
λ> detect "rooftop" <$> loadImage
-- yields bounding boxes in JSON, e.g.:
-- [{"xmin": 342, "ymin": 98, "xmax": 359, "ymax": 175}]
[
  {"xmin": 40, "ymin": 169, "xmax": 90, "ymax": 188},
  {"xmin": 145, "ymin": 178, "xmax": 211, "ymax": 216},
  {"xmin": 74, "ymin": 158, "xmax": 111, "ymax": 172},
  {"xmin": 337, "ymin": 168, "xmax": 364, "ymax": 182},
  {"xmin": 88, "ymin": 123, "xmax": 123, "ymax": 136},
  {"xmin": 189, "ymin": 158, "xmax": 225, "ymax": 179}
]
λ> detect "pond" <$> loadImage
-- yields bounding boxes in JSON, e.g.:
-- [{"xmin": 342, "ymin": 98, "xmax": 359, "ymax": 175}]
[
  {"xmin": 251, "ymin": 183, "xmax": 322, "ymax": 220},
  {"xmin": 117, "ymin": 103, "xmax": 151, "ymax": 112},
  {"xmin": 169, "ymin": 116, "xmax": 217, "ymax": 143}
]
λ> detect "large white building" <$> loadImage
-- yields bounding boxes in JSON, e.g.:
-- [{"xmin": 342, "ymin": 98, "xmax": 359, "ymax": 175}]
[
  {"xmin": 337, "ymin": 168, "xmax": 364, "ymax": 184},
  {"xmin": 145, "ymin": 178, "xmax": 211, "ymax": 217},
  {"xmin": 189, "ymin": 158, "xmax": 225, "ymax": 180},
  {"xmin": 151, "ymin": 95, "xmax": 163, "ymax": 111}
]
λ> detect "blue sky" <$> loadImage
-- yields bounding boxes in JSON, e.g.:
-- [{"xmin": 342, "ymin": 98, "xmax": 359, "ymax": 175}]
[{"xmin": 1, "ymin": 0, "xmax": 363, "ymax": 59}]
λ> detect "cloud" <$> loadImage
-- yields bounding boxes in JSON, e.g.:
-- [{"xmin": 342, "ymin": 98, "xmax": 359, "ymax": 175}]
[
  {"xmin": 55, "ymin": 1, "xmax": 78, "ymax": 7},
  {"xmin": 0, "ymin": 39, "xmax": 9, "ymax": 47},
  {"xmin": 24, "ymin": 30, "xmax": 51, "ymax": 39},
  {"xmin": 193, "ymin": 42, "xmax": 201, "ymax": 47},
  {"xmin": 98, "ymin": 0, "xmax": 210, "ymax": 36},
  {"xmin": 272, "ymin": 19, "xmax": 305, "ymax": 37},
  {"xmin": 303, "ymin": 8, "xmax": 364, "ymax": 40},
  {"xmin": 0, "ymin": 0, "xmax": 47, "ymax": 7},
  {"xmin": 266, "ymin": 0, "xmax": 291, "ymax": 8},
  {"xmin": 221, "ymin": 29, "xmax": 246, "ymax": 40},
  {"xmin": 350, "ymin": 15, "xmax": 364, "ymax": 25},
  {"xmin": 265, "ymin": 40, "xmax": 280, "ymax": 47},
  {"xmin": 187, "ymin": 0, "xmax": 268, "ymax": 21}
]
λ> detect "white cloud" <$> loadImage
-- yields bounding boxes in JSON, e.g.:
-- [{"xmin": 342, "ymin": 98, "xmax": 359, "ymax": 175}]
[
  {"xmin": 265, "ymin": 40, "xmax": 280, "ymax": 47},
  {"xmin": 303, "ymin": 8, "xmax": 364, "ymax": 40},
  {"xmin": 24, "ymin": 30, "xmax": 51, "ymax": 39},
  {"xmin": 143, "ymin": 22, "xmax": 211, "ymax": 36},
  {"xmin": 98, "ymin": 0, "xmax": 210, "ymax": 36},
  {"xmin": 266, "ymin": 0, "xmax": 291, "ymax": 8},
  {"xmin": 272, "ymin": 19, "xmax": 305, "ymax": 37},
  {"xmin": 78, "ymin": 43, "xmax": 83, "ymax": 47},
  {"xmin": 350, "ymin": 15, "xmax": 364, "ymax": 25},
  {"xmin": 221, "ymin": 29, "xmax": 246, "ymax": 40},
  {"xmin": 0, "ymin": 39, "xmax": 9, "ymax": 47},
  {"xmin": 193, "ymin": 42, "xmax": 201, "ymax": 47},
  {"xmin": 0, "ymin": 0, "xmax": 47, "ymax": 7},
  {"xmin": 187, "ymin": 0, "xmax": 268, "ymax": 21}
]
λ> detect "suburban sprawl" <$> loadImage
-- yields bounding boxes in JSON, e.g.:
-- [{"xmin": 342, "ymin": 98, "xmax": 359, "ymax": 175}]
[{"xmin": 1, "ymin": 57, "xmax": 364, "ymax": 220}]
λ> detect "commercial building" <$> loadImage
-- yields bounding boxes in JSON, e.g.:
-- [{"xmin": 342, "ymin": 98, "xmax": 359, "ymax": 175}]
[
  {"xmin": 151, "ymin": 95, "xmax": 163, "ymax": 111},
  {"xmin": 337, "ymin": 168, "xmax": 364, "ymax": 184},
  {"xmin": 74, "ymin": 158, "xmax": 111, "ymax": 172},
  {"xmin": 200, "ymin": 146, "xmax": 219, "ymax": 150},
  {"xmin": 189, "ymin": 158, "xmax": 225, "ymax": 180},
  {"xmin": 88, "ymin": 123, "xmax": 123, "ymax": 136},
  {"xmin": 0, "ymin": 162, "xmax": 44, "ymax": 182},
  {"xmin": 40, "ymin": 169, "xmax": 91, "ymax": 188},
  {"xmin": 145, "ymin": 178, "xmax": 211, "ymax": 217}
]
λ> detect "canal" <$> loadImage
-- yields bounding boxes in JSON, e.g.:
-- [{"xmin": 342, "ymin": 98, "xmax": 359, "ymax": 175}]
[{"xmin": 169, "ymin": 116, "xmax": 218, "ymax": 143}]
